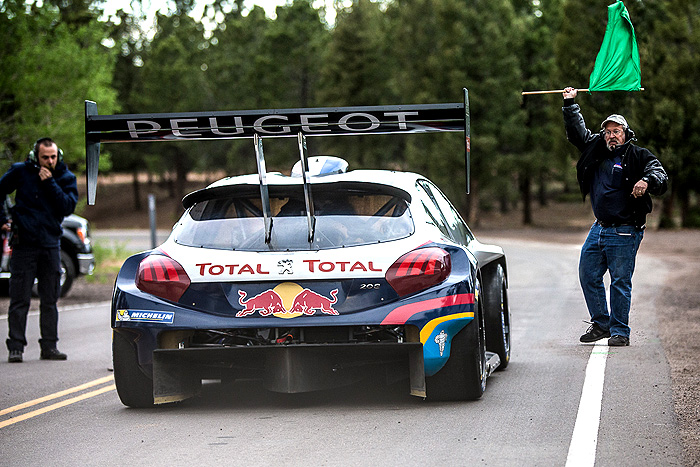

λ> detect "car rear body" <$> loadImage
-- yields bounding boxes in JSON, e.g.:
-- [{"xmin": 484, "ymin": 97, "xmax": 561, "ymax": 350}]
[
  {"xmin": 85, "ymin": 95, "xmax": 511, "ymax": 407},
  {"xmin": 112, "ymin": 169, "xmax": 508, "ymax": 404}
]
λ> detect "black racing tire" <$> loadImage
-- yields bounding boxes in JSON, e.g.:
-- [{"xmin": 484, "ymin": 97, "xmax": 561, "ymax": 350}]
[
  {"xmin": 483, "ymin": 264, "xmax": 511, "ymax": 370},
  {"xmin": 426, "ymin": 278, "xmax": 487, "ymax": 401},
  {"xmin": 113, "ymin": 330, "xmax": 155, "ymax": 408}
]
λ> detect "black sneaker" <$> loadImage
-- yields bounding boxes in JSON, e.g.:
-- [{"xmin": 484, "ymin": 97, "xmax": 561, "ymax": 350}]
[
  {"xmin": 580, "ymin": 323, "xmax": 611, "ymax": 343},
  {"xmin": 8, "ymin": 350, "xmax": 23, "ymax": 363},
  {"xmin": 608, "ymin": 335, "xmax": 630, "ymax": 346},
  {"xmin": 40, "ymin": 348, "xmax": 67, "ymax": 360}
]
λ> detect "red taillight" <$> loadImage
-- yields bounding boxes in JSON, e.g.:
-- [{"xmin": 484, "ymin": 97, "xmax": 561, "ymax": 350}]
[
  {"xmin": 385, "ymin": 247, "xmax": 451, "ymax": 296},
  {"xmin": 135, "ymin": 255, "xmax": 191, "ymax": 302}
]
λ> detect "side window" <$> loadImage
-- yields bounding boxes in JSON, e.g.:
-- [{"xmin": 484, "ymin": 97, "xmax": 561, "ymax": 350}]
[
  {"xmin": 419, "ymin": 180, "xmax": 474, "ymax": 245},
  {"xmin": 450, "ymin": 205, "xmax": 475, "ymax": 244},
  {"xmin": 414, "ymin": 182, "xmax": 451, "ymax": 239}
]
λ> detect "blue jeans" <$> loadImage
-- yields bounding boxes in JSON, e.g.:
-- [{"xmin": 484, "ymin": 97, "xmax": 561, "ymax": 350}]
[{"xmin": 579, "ymin": 222, "xmax": 644, "ymax": 338}]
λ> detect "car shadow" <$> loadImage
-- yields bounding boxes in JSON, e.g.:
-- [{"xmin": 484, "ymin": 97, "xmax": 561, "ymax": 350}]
[{"xmin": 119, "ymin": 376, "xmax": 424, "ymax": 413}]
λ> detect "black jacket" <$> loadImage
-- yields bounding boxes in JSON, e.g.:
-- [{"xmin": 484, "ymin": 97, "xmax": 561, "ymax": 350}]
[
  {"xmin": 563, "ymin": 102, "xmax": 667, "ymax": 226},
  {"xmin": 0, "ymin": 160, "xmax": 78, "ymax": 248}
]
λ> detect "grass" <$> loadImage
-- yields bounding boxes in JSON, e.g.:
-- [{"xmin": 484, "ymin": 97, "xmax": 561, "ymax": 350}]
[{"xmin": 84, "ymin": 241, "xmax": 134, "ymax": 285}]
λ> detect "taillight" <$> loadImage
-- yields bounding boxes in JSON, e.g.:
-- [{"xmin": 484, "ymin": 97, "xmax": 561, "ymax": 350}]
[
  {"xmin": 135, "ymin": 255, "xmax": 191, "ymax": 302},
  {"xmin": 385, "ymin": 247, "xmax": 451, "ymax": 296}
]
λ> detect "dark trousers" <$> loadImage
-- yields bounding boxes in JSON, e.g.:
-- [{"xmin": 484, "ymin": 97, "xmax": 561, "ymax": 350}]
[{"xmin": 6, "ymin": 246, "xmax": 61, "ymax": 352}]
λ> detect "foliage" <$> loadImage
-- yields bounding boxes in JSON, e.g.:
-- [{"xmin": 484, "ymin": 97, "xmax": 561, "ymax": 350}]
[
  {"xmin": 317, "ymin": 0, "xmax": 396, "ymax": 169},
  {"xmin": 85, "ymin": 240, "xmax": 133, "ymax": 284},
  {"xmin": 0, "ymin": 0, "xmax": 118, "ymax": 174},
  {"xmin": 386, "ymin": 0, "xmax": 526, "ymax": 222},
  {"xmin": 629, "ymin": 0, "xmax": 700, "ymax": 228},
  {"xmin": 1, "ymin": 0, "xmax": 698, "ymax": 226}
]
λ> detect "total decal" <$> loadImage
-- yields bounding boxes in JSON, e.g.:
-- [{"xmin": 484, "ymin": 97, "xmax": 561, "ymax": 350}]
[
  {"xmin": 237, "ymin": 282, "xmax": 339, "ymax": 318},
  {"xmin": 192, "ymin": 258, "xmax": 383, "ymax": 279}
]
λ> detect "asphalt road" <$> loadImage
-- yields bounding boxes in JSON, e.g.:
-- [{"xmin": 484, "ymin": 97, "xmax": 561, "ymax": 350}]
[{"xmin": 0, "ymin": 238, "xmax": 684, "ymax": 466}]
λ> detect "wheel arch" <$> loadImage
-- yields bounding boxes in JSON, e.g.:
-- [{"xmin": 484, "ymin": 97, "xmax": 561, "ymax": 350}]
[{"xmin": 477, "ymin": 254, "xmax": 508, "ymax": 289}]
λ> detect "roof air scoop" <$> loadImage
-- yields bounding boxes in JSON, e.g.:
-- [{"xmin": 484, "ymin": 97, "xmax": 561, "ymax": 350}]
[{"xmin": 291, "ymin": 156, "xmax": 348, "ymax": 177}]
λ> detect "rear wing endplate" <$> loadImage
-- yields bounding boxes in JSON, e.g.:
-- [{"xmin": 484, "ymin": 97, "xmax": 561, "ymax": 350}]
[{"xmin": 85, "ymin": 89, "xmax": 471, "ymax": 241}]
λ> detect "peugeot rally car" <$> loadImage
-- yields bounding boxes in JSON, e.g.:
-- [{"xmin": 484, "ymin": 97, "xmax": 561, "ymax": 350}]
[{"xmin": 85, "ymin": 92, "xmax": 511, "ymax": 407}]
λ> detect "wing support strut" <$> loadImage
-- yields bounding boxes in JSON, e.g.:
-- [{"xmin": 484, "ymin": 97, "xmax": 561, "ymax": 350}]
[
  {"xmin": 463, "ymin": 88, "xmax": 471, "ymax": 195},
  {"xmin": 297, "ymin": 132, "xmax": 316, "ymax": 243},
  {"xmin": 253, "ymin": 134, "xmax": 273, "ymax": 244}
]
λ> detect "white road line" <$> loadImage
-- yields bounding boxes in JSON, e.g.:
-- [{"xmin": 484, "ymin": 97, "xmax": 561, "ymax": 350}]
[{"xmin": 566, "ymin": 340, "xmax": 609, "ymax": 467}]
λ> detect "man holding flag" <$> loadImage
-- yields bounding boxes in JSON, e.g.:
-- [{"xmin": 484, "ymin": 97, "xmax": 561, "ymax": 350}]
[{"xmin": 562, "ymin": 87, "xmax": 667, "ymax": 346}]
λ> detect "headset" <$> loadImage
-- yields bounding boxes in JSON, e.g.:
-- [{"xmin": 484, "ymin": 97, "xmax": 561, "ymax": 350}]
[{"xmin": 27, "ymin": 137, "xmax": 64, "ymax": 167}]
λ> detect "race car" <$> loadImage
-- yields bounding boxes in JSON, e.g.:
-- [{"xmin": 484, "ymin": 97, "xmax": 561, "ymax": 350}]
[{"xmin": 85, "ymin": 92, "xmax": 511, "ymax": 407}]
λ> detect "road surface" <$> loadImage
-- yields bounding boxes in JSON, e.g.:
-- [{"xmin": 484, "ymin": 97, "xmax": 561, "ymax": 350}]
[{"xmin": 0, "ymin": 238, "xmax": 683, "ymax": 466}]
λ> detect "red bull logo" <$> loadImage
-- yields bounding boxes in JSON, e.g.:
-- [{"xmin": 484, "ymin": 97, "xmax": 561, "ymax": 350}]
[{"xmin": 237, "ymin": 282, "xmax": 339, "ymax": 318}]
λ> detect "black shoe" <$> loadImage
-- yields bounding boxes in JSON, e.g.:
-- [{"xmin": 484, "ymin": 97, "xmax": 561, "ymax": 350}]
[
  {"xmin": 8, "ymin": 350, "xmax": 23, "ymax": 363},
  {"xmin": 580, "ymin": 323, "xmax": 611, "ymax": 343},
  {"xmin": 608, "ymin": 335, "xmax": 630, "ymax": 346},
  {"xmin": 40, "ymin": 348, "xmax": 67, "ymax": 360}
]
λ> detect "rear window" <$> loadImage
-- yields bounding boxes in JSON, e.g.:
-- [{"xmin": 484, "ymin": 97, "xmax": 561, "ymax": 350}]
[{"xmin": 171, "ymin": 183, "xmax": 414, "ymax": 251}]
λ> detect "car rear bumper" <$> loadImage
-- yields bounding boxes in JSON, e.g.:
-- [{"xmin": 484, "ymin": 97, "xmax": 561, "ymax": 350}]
[{"xmin": 151, "ymin": 342, "xmax": 426, "ymax": 404}]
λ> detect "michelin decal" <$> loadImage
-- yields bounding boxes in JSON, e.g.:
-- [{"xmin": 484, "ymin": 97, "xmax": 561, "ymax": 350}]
[{"xmin": 116, "ymin": 309, "xmax": 175, "ymax": 324}]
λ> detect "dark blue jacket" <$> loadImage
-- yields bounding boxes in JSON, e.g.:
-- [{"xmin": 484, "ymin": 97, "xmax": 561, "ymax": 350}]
[
  {"xmin": 0, "ymin": 160, "xmax": 78, "ymax": 248},
  {"xmin": 563, "ymin": 102, "xmax": 668, "ymax": 226}
]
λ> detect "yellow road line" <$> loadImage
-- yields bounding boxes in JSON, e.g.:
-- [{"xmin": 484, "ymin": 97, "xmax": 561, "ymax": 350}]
[
  {"xmin": 0, "ymin": 384, "xmax": 116, "ymax": 429},
  {"xmin": 0, "ymin": 375, "xmax": 114, "ymax": 417}
]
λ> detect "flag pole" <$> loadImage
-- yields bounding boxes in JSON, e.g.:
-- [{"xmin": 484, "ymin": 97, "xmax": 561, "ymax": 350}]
[
  {"xmin": 522, "ymin": 89, "xmax": 590, "ymax": 95},
  {"xmin": 521, "ymin": 87, "xmax": 643, "ymax": 96}
]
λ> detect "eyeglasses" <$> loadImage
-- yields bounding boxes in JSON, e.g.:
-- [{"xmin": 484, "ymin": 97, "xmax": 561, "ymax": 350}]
[{"xmin": 604, "ymin": 129, "xmax": 624, "ymax": 137}]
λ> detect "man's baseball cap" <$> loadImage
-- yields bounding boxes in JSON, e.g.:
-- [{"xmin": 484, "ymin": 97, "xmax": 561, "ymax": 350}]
[{"xmin": 600, "ymin": 114, "xmax": 629, "ymax": 129}]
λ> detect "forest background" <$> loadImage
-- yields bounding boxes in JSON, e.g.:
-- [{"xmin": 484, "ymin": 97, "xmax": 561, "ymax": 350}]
[{"xmin": 1, "ymin": 0, "xmax": 698, "ymax": 228}]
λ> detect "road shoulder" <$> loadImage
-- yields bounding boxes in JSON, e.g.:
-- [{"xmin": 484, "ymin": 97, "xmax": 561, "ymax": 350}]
[{"xmin": 481, "ymin": 226, "xmax": 700, "ymax": 466}]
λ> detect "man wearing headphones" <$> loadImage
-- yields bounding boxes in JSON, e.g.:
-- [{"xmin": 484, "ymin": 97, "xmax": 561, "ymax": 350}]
[
  {"xmin": 1, "ymin": 138, "xmax": 78, "ymax": 362},
  {"xmin": 562, "ymin": 87, "xmax": 667, "ymax": 347}
]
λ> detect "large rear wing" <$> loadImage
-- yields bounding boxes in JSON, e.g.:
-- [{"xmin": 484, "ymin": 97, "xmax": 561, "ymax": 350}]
[{"xmin": 85, "ymin": 89, "xmax": 471, "ymax": 242}]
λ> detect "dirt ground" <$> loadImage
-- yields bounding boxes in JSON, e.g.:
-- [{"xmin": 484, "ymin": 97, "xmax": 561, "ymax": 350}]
[{"xmin": 8, "ymin": 182, "xmax": 700, "ymax": 466}]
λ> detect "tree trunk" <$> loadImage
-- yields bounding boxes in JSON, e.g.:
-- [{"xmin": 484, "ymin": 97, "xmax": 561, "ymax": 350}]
[
  {"xmin": 173, "ymin": 151, "xmax": 188, "ymax": 218},
  {"xmin": 521, "ymin": 175, "xmax": 533, "ymax": 225},
  {"xmin": 465, "ymin": 178, "xmax": 480, "ymax": 227},
  {"xmin": 659, "ymin": 181, "xmax": 676, "ymax": 229},
  {"xmin": 680, "ymin": 185, "xmax": 690, "ymax": 228},
  {"xmin": 499, "ymin": 194, "xmax": 509, "ymax": 214},
  {"xmin": 538, "ymin": 170, "xmax": 547, "ymax": 206},
  {"xmin": 132, "ymin": 170, "xmax": 142, "ymax": 211}
]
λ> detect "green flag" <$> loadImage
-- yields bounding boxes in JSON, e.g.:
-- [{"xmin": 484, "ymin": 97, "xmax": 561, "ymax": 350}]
[{"xmin": 588, "ymin": 1, "xmax": 641, "ymax": 91}]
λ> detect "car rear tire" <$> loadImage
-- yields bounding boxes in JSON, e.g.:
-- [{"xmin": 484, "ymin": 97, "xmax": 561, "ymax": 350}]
[
  {"xmin": 113, "ymin": 330, "xmax": 155, "ymax": 408},
  {"xmin": 426, "ymin": 279, "xmax": 486, "ymax": 401},
  {"xmin": 484, "ymin": 264, "xmax": 511, "ymax": 370}
]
